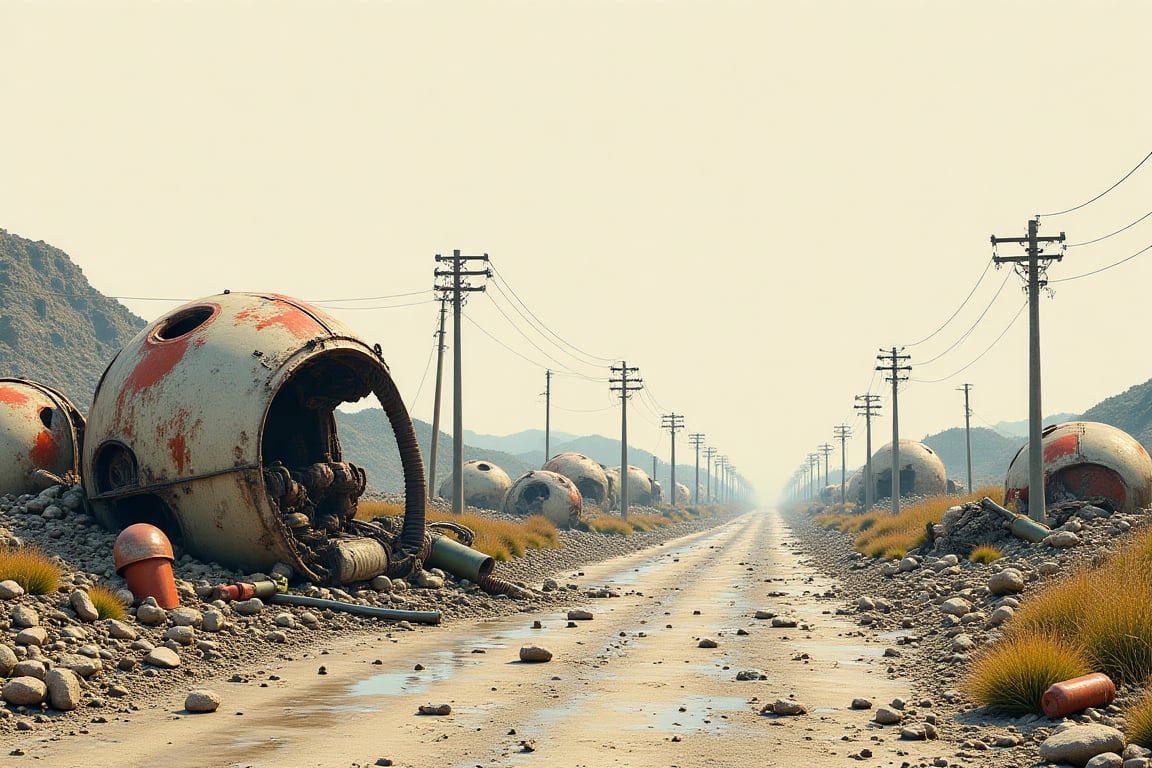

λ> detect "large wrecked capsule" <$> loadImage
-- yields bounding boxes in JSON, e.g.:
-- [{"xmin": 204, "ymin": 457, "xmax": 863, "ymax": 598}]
[
  {"xmin": 437, "ymin": 459, "xmax": 512, "ymax": 510},
  {"xmin": 673, "ymin": 482, "xmax": 690, "ymax": 506},
  {"xmin": 612, "ymin": 465, "xmax": 660, "ymax": 507},
  {"xmin": 542, "ymin": 452, "xmax": 609, "ymax": 509},
  {"xmin": 81, "ymin": 292, "xmax": 427, "ymax": 583},
  {"xmin": 868, "ymin": 439, "xmax": 947, "ymax": 501},
  {"xmin": 1004, "ymin": 421, "xmax": 1152, "ymax": 516},
  {"xmin": 0, "ymin": 378, "xmax": 85, "ymax": 494},
  {"xmin": 503, "ymin": 469, "xmax": 582, "ymax": 527}
]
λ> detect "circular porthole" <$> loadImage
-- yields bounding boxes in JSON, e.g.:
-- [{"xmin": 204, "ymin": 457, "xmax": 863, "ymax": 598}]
[{"xmin": 154, "ymin": 305, "xmax": 216, "ymax": 341}]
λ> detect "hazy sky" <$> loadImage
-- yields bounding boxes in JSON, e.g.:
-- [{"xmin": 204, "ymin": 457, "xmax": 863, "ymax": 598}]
[{"xmin": 4, "ymin": 2, "xmax": 1152, "ymax": 501}]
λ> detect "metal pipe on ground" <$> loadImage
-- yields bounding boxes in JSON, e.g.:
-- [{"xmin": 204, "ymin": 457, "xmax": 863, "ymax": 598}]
[{"xmin": 270, "ymin": 592, "xmax": 442, "ymax": 625}]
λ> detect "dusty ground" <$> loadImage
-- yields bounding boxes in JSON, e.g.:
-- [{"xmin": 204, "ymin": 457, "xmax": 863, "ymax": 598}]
[{"xmin": 9, "ymin": 508, "xmax": 954, "ymax": 768}]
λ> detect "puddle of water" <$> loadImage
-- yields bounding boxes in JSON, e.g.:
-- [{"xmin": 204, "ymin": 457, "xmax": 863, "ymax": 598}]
[{"xmin": 618, "ymin": 694, "xmax": 748, "ymax": 732}]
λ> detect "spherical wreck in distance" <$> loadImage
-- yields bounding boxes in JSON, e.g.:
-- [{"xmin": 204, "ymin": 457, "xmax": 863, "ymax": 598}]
[
  {"xmin": 867, "ymin": 439, "xmax": 947, "ymax": 501},
  {"xmin": 613, "ymin": 465, "xmax": 660, "ymax": 507},
  {"xmin": 543, "ymin": 452, "xmax": 610, "ymax": 509},
  {"xmin": 0, "ymin": 378, "xmax": 85, "ymax": 494},
  {"xmin": 437, "ymin": 459, "xmax": 512, "ymax": 510},
  {"xmin": 1004, "ymin": 421, "xmax": 1152, "ymax": 516},
  {"xmin": 503, "ymin": 469, "xmax": 582, "ymax": 527},
  {"xmin": 602, "ymin": 465, "xmax": 619, "ymax": 510}
]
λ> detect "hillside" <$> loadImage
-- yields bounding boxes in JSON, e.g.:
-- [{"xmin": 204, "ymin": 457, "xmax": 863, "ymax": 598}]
[
  {"xmin": 1079, "ymin": 378, "xmax": 1152, "ymax": 454},
  {"xmin": 0, "ymin": 229, "xmax": 147, "ymax": 409},
  {"xmin": 920, "ymin": 426, "xmax": 1021, "ymax": 489}
]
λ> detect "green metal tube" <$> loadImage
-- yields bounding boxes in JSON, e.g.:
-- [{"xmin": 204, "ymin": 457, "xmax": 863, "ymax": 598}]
[
  {"xmin": 426, "ymin": 534, "xmax": 494, "ymax": 582},
  {"xmin": 1009, "ymin": 515, "xmax": 1051, "ymax": 543}
]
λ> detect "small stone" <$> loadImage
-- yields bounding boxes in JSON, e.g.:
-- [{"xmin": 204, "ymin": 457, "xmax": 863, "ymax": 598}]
[
  {"xmin": 2, "ymin": 677, "xmax": 47, "ymax": 706},
  {"xmin": 850, "ymin": 698, "xmax": 873, "ymax": 710},
  {"xmin": 143, "ymin": 647, "xmax": 181, "ymax": 669},
  {"xmin": 987, "ymin": 569, "xmax": 1026, "ymax": 595},
  {"xmin": 418, "ymin": 703, "xmax": 452, "ymax": 716},
  {"xmin": 69, "ymin": 590, "xmax": 99, "ymax": 622},
  {"xmin": 185, "ymin": 689, "xmax": 222, "ymax": 713},
  {"xmin": 46, "ymin": 668, "xmax": 82, "ymax": 711},
  {"xmin": 764, "ymin": 699, "xmax": 807, "ymax": 716},
  {"xmin": 0, "ymin": 580, "xmax": 25, "ymax": 599},
  {"xmin": 874, "ymin": 708, "xmax": 903, "ymax": 725},
  {"xmin": 136, "ymin": 603, "xmax": 168, "ymax": 626},
  {"xmin": 0, "ymin": 645, "xmax": 17, "ymax": 676},
  {"xmin": 698, "ymin": 638, "xmax": 719, "ymax": 648},
  {"xmin": 567, "ymin": 609, "xmax": 593, "ymax": 621},
  {"xmin": 519, "ymin": 646, "xmax": 553, "ymax": 663},
  {"xmin": 939, "ymin": 598, "xmax": 970, "ymax": 617},
  {"xmin": 231, "ymin": 598, "xmax": 264, "ymax": 616},
  {"xmin": 754, "ymin": 610, "xmax": 776, "ymax": 620}
]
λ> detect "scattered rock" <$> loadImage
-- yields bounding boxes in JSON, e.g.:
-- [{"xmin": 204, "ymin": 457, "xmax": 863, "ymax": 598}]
[
  {"xmin": 185, "ymin": 689, "xmax": 222, "ymax": 713},
  {"xmin": 519, "ymin": 645, "xmax": 553, "ymax": 663},
  {"xmin": 1038, "ymin": 723, "xmax": 1126, "ymax": 765}
]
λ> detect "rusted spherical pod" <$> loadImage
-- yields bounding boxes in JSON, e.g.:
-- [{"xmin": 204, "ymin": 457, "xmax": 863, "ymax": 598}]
[
  {"xmin": 845, "ymin": 468, "xmax": 865, "ymax": 507},
  {"xmin": 503, "ymin": 470, "xmax": 582, "ymax": 527},
  {"xmin": 613, "ymin": 465, "xmax": 660, "ymax": 507},
  {"xmin": 1004, "ymin": 421, "xmax": 1152, "ymax": 516},
  {"xmin": 542, "ymin": 452, "xmax": 610, "ymax": 509},
  {"xmin": 81, "ymin": 291, "xmax": 427, "ymax": 583},
  {"xmin": 437, "ymin": 460, "xmax": 512, "ymax": 510},
  {"xmin": 673, "ymin": 482, "xmax": 690, "ymax": 505},
  {"xmin": 868, "ymin": 439, "xmax": 947, "ymax": 501},
  {"xmin": 0, "ymin": 378, "xmax": 85, "ymax": 495},
  {"xmin": 113, "ymin": 523, "xmax": 178, "ymax": 609}
]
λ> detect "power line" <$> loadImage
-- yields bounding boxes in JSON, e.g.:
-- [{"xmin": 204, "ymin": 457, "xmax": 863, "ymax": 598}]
[
  {"xmin": 914, "ymin": 270, "xmax": 1012, "ymax": 367},
  {"xmin": 477, "ymin": 291, "xmax": 601, "ymax": 377},
  {"xmin": 911, "ymin": 301, "xmax": 1026, "ymax": 384},
  {"xmin": 903, "ymin": 258, "xmax": 995, "ymax": 348},
  {"xmin": 1050, "ymin": 241, "xmax": 1152, "ymax": 283},
  {"xmin": 1039, "ymin": 148, "xmax": 1152, "ymax": 217},
  {"xmin": 1067, "ymin": 208, "xmax": 1152, "ymax": 248}
]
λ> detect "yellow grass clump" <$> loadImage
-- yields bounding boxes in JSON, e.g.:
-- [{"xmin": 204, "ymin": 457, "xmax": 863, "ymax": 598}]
[
  {"xmin": 965, "ymin": 633, "xmax": 1092, "ymax": 715},
  {"xmin": 968, "ymin": 545, "xmax": 1003, "ymax": 564},
  {"xmin": 87, "ymin": 584, "xmax": 128, "ymax": 621},
  {"xmin": 1123, "ymin": 693, "xmax": 1152, "ymax": 748},
  {"xmin": 0, "ymin": 547, "xmax": 62, "ymax": 594},
  {"xmin": 584, "ymin": 515, "xmax": 633, "ymax": 536}
]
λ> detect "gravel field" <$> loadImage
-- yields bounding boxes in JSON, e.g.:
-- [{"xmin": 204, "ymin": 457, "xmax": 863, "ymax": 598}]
[{"xmin": 4, "ymin": 482, "xmax": 1152, "ymax": 767}]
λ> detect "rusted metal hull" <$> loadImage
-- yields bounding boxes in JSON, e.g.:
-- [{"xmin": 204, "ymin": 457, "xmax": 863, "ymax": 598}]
[
  {"xmin": 437, "ymin": 459, "xmax": 511, "ymax": 510},
  {"xmin": 0, "ymin": 378, "xmax": 84, "ymax": 494},
  {"xmin": 543, "ymin": 452, "xmax": 609, "ymax": 508},
  {"xmin": 868, "ymin": 439, "xmax": 947, "ymax": 501},
  {"xmin": 503, "ymin": 469, "xmax": 582, "ymax": 527},
  {"xmin": 1004, "ymin": 421, "xmax": 1152, "ymax": 515},
  {"xmin": 82, "ymin": 292, "xmax": 423, "ymax": 582}
]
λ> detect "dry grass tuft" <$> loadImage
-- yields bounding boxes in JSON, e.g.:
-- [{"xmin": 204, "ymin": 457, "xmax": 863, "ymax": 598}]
[
  {"xmin": 1124, "ymin": 692, "xmax": 1152, "ymax": 747},
  {"xmin": 968, "ymin": 544, "xmax": 1003, "ymax": 564},
  {"xmin": 0, "ymin": 547, "xmax": 62, "ymax": 594},
  {"xmin": 87, "ymin": 584, "xmax": 128, "ymax": 621},
  {"xmin": 965, "ymin": 632, "xmax": 1092, "ymax": 714}
]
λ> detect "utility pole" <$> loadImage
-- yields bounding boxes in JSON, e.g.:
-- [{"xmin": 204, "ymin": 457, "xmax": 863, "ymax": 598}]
[
  {"xmin": 958, "ymin": 383, "xmax": 973, "ymax": 494},
  {"xmin": 877, "ymin": 348, "xmax": 911, "ymax": 515},
  {"xmin": 662, "ymin": 413, "xmax": 684, "ymax": 507},
  {"xmin": 543, "ymin": 369, "xmax": 552, "ymax": 463},
  {"xmin": 992, "ymin": 219, "xmax": 1066, "ymax": 523},
  {"xmin": 433, "ymin": 250, "xmax": 490, "ymax": 514},
  {"xmin": 688, "ymin": 433, "xmax": 704, "ymax": 505},
  {"xmin": 819, "ymin": 442, "xmax": 833, "ymax": 493},
  {"xmin": 610, "ymin": 361, "xmax": 642, "ymax": 518},
  {"xmin": 834, "ymin": 424, "xmax": 852, "ymax": 509},
  {"xmin": 808, "ymin": 453, "xmax": 819, "ymax": 500},
  {"xmin": 717, "ymin": 456, "xmax": 729, "ymax": 503},
  {"xmin": 854, "ymin": 394, "xmax": 881, "ymax": 510},
  {"xmin": 704, "ymin": 446, "xmax": 717, "ymax": 503},
  {"xmin": 427, "ymin": 290, "xmax": 449, "ymax": 495}
]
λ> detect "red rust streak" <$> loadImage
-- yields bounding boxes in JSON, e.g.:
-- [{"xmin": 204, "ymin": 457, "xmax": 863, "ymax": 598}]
[
  {"xmin": 30, "ymin": 431, "xmax": 59, "ymax": 468},
  {"xmin": 1044, "ymin": 433, "xmax": 1079, "ymax": 464},
  {"xmin": 235, "ymin": 303, "xmax": 320, "ymax": 340},
  {"xmin": 168, "ymin": 433, "xmax": 189, "ymax": 475},
  {"xmin": 0, "ymin": 385, "xmax": 31, "ymax": 406}
]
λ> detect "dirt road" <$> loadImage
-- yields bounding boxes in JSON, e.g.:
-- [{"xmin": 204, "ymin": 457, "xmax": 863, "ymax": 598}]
[{"xmin": 16, "ymin": 509, "xmax": 951, "ymax": 768}]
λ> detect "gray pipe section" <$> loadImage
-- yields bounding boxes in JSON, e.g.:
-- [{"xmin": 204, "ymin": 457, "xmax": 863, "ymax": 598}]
[{"xmin": 270, "ymin": 593, "xmax": 441, "ymax": 625}]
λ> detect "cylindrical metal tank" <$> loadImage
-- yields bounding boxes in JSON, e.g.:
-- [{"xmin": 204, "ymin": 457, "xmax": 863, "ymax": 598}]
[
  {"xmin": 0, "ymin": 378, "xmax": 85, "ymax": 495},
  {"xmin": 869, "ymin": 439, "xmax": 947, "ymax": 501},
  {"xmin": 612, "ymin": 465, "xmax": 660, "ymax": 507},
  {"xmin": 542, "ymin": 452, "xmax": 609, "ymax": 509},
  {"xmin": 437, "ymin": 459, "xmax": 512, "ymax": 510},
  {"xmin": 503, "ymin": 469, "xmax": 582, "ymax": 527},
  {"xmin": 81, "ymin": 292, "xmax": 427, "ymax": 583},
  {"xmin": 1004, "ymin": 421, "xmax": 1152, "ymax": 516}
]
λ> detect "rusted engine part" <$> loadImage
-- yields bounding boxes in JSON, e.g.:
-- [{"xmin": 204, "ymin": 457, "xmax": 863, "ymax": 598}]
[
  {"xmin": 82, "ymin": 292, "xmax": 427, "ymax": 585},
  {"xmin": 542, "ymin": 452, "xmax": 609, "ymax": 509},
  {"xmin": 1004, "ymin": 421, "xmax": 1152, "ymax": 516},
  {"xmin": 0, "ymin": 378, "xmax": 86, "ymax": 495},
  {"xmin": 504, "ymin": 470, "xmax": 582, "ymax": 527},
  {"xmin": 436, "ymin": 459, "xmax": 512, "ymax": 510}
]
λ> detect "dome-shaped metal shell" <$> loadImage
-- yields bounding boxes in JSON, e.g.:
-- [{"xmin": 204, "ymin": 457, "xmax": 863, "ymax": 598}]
[
  {"xmin": 503, "ymin": 469, "xmax": 582, "ymax": 527},
  {"xmin": 868, "ymin": 439, "xmax": 947, "ymax": 500},
  {"xmin": 543, "ymin": 452, "xmax": 610, "ymax": 509},
  {"xmin": 0, "ymin": 378, "xmax": 85, "ymax": 494},
  {"xmin": 612, "ymin": 465, "xmax": 660, "ymax": 507},
  {"xmin": 438, "ymin": 459, "xmax": 512, "ymax": 510},
  {"xmin": 82, "ymin": 291, "xmax": 426, "ymax": 582},
  {"xmin": 113, "ymin": 522, "xmax": 175, "ymax": 572},
  {"xmin": 1004, "ymin": 421, "xmax": 1152, "ymax": 515}
]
